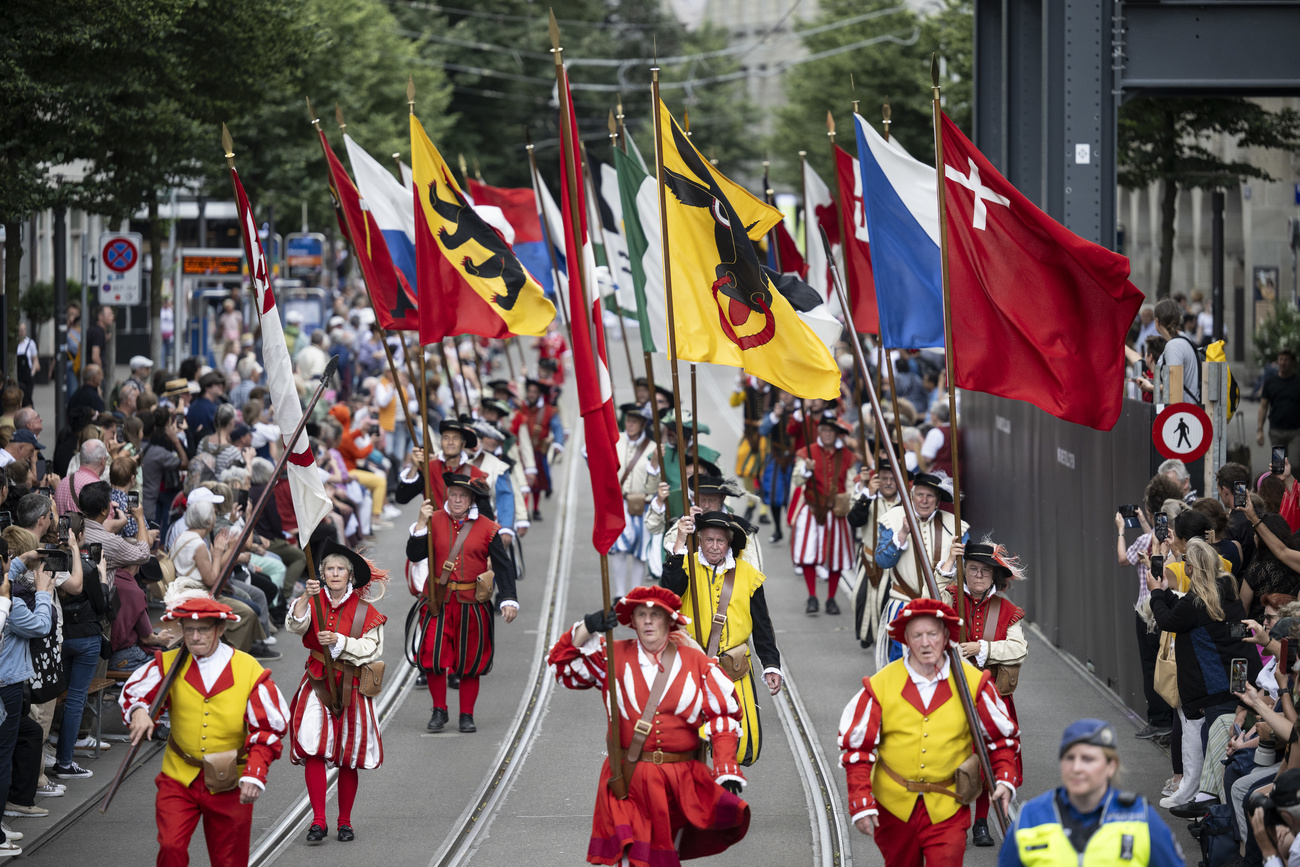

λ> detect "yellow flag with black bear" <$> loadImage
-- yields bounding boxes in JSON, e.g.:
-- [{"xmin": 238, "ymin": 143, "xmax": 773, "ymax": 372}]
[
  {"xmin": 410, "ymin": 114, "xmax": 555, "ymax": 344},
  {"xmin": 656, "ymin": 100, "xmax": 839, "ymax": 400}
]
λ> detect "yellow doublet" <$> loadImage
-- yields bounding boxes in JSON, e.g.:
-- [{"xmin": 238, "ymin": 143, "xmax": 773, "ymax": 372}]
[
  {"xmin": 160, "ymin": 648, "xmax": 265, "ymax": 787},
  {"xmin": 683, "ymin": 557, "xmax": 765, "ymax": 766},
  {"xmin": 869, "ymin": 658, "xmax": 985, "ymax": 824}
]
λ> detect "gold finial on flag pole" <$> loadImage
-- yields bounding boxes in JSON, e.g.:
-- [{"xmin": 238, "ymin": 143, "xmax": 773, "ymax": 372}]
[
  {"xmin": 882, "ymin": 97, "xmax": 892, "ymax": 142},
  {"xmin": 850, "ymin": 73, "xmax": 860, "ymax": 115},
  {"xmin": 335, "ymin": 103, "xmax": 346, "ymax": 133},
  {"xmin": 827, "ymin": 110, "xmax": 836, "ymax": 144},
  {"xmin": 472, "ymin": 156, "xmax": 483, "ymax": 183},
  {"xmin": 407, "ymin": 74, "xmax": 416, "ymax": 114},
  {"xmin": 305, "ymin": 97, "xmax": 322, "ymax": 132},
  {"xmin": 221, "ymin": 123, "xmax": 235, "ymax": 169},
  {"xmin": 458, "ymin": 153, "xmax": 470, "ymax": 186},
  {"xmin": 608, "ymin": 109, "xmax": 618, "ymax": 148},
  {"xmin": 683, "ymin": 108, "xmax": 691, "ymax": 138},
  {"xmin": 548, "ymin": 8, "xmax": 561, "ymax": 57}
]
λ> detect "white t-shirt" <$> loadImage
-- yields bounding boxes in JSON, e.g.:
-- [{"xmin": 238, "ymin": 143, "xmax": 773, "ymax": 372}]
[
  {"xmin": 17, "ymin": 338, "xmax": 37, "ymax": 371},
  {"xmin": 1197, "ymin": 310, "xmax": 1213, "ymax": 339},
  {"xmin": 252, "ymin": 422, "xmax": 282, "ymax": 451},
  {"xmin": 921, "ymin": 427, "xmax": 946, "ymax": 461}
]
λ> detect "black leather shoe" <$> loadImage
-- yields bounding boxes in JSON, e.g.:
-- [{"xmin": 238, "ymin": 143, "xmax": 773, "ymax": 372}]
[
  {"xmin": 337, "ymin": 825, "xmax": 355, "ymax": 842},
  {"xmin": 769, "ymin": 531, "xmax": 783, "ymax": 544},
  {"xmin": 805, "ymin": 596, "xmax": 819, "ymax": 614},
  {"xmin": 971, "ymin": 819, "xmax": 994, "ymax": 847},
  {"xmin": 758, "ymin": 514, "xmax": 771, "ymax": 525},
  {"xmin": 459, "ymin": 713, "xmax": 477, "ymax": 733},
  {"xmin": 416, "ymin": 672, "xmax": 427, "ymax": 686},
  {"xmin": 428, "ymin": 707, "xmax": 448, "ymax": 732},
  {"xmin": 448, "ymin": 672, "xmax": 461, "ymax": 689},
  {"xmin": 306, "ymin": 824, "xmax": 328, "ymax": 843},
  {"xmin": 1170, "ymin": 800, "xmax": 1215, "ymax": 819},
  {"xmin": 531, "ymin": 509, "xmax": 543, "ymax": 521},
  {"xmin": 825, "ymin": 597, "xmax": 841, "ymax": 615}
]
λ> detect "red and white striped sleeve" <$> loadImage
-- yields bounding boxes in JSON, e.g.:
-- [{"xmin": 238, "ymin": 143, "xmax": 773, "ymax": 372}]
[
  {"xmin": 699, "ymin": 660, "xmax": 745, "ymax": 787},
  {"xmin": 837, "ymin": 676, "xmax": 882, "ymax": 821},
  {"xmin": 119, "ymin": 650, "xmax": 167, "ymax": 724},
  {"xmin": 546, "ymin": 625, "xmax": 607, "ymax": 691},
  {"xmin": 974, "ymin": 671, "xmax": 1021, "ymax": 792},
  {"xmin": 242, "ymin": 669, "xmax": 291, "ymax": 788}
]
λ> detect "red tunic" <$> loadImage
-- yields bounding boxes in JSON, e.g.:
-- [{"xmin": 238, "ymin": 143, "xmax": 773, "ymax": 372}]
[
  {"xmin": 416, "ymin": 511, "xmax": 502, "ymax": 676},
  {"xmin": 790, "ymin": 442, "xmax": 855, "ymax": 570},
  {"xmin": 512, "ymin": 403, "xmax": 559, "ymax": 494},
  {"xmin": 289, "ymin": 593, "xmax": 387, "ymax": 769},
  {"xmin": 548, "ymin": 629, "xmax": 750, "ymax": 867},
  {"xmin": 425, "ymin": 455, "xmax": 487, "ymax": 505},
  {"xmin": 537, "ymin": 333, "xmax": 569, "ymax": 383}
]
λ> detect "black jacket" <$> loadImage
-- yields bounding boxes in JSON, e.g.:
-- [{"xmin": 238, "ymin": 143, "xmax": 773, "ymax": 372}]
[
  {"xmin": 406, "ymin": 519, "xmax": 516, "ymax": 605},
  {"xmin": 660, "ymin": 552, "xmax": 780, "ymax": 672},
  {"xmin": 1149, "ymin": 576, "xmax": 1260, "ymax": 719}
]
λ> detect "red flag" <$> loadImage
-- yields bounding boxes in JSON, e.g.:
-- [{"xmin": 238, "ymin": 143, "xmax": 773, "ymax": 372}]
[
  {"xmin": 771, "ymin": 220, "xmax": 808, "ymax": 279},
  {"xmin": 940, "ymin": 113, "xmax": 1144, "ymax": 430},
  {"xmin": 556, "ymin": 61, "xmax": 624, "ymax": 553},
  {"xmin": 834, "ymin": 146, "xmax": 879, "ymax": 334},
  {"xmin": 465, "ymin": 180, "xmax": 544, "ymax": 243},
  {"xmin": 319, "ymin": 129, "xmax": 420, "ymax": 331}
]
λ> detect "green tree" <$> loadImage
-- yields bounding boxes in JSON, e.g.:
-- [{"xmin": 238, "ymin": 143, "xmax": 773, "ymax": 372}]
[
  {"xmin": 1119, "ymin": 97, "xmax": 1300, "ymax": 299},
  {"xmin": 770, "ymin": 0, "xmax": 972, "ymax": 187}
]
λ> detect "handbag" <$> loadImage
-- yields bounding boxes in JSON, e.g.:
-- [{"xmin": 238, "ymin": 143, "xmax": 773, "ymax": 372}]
[
  {"xmin": 626, "ymin": 493, "xmax": 647, "ymax": 517},
  {"xmin": 832, "ymin": 492, "xmax": 852, "ymax": 518},
  {"xmin": 716, "ymin": 646, "xmax": 750, "ymax": 682},
  {"xmin": 349, "ymin": 601, "xmax": 385, "ymax": 699},
  {"xmin": 1154, "ymin": 630, "xmax": 1180, "ymax": 708},
  {"xmin": 705, "ymin": 569, "xmax": 749, "ymax": 682},
  {"xmin": 982, "ymin": 597, "xmax": 1021, "ymax": 696},
  {"xmin": 169, "ymin": 737, "xmax": 242, "ymax": 794},
  {"xmin": 474, "ymin": 569, "xmax": 495, "ymax": 604},
  {"xmin": 953, "ymin": 753, "xmax": 983, "ymax": 805}
]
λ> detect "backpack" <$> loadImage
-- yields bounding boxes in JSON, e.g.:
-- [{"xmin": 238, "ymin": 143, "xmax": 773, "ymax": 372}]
[
  {"xmin": 1204, "ymin": 340, "xmax": 1240, "ymax": 422},
  {"xmin": 1198, "ymin": 802, "xmax": 1239, "ymax": 867}
]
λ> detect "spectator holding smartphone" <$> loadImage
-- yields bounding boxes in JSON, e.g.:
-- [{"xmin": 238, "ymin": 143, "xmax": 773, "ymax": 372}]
[{"xmin": 48, "ymin": 531, "xmax": 105, "ymax": 782}]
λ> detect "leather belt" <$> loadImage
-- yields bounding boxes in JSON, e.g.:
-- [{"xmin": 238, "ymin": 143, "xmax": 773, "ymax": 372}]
[
  {"xmin": 878, "ymin": 758, "xmax": 956, "ymax": 797},
  {"xmin": 447, "ymin": 581, "xmax": 477, "ymax": 591},
  {"xmin": 628, "ymin": 749, "xmax": 695, "ymax": 765},
  {"xmin": 168, "ymin": 737, "xmax": 246, "ymax": 767}
]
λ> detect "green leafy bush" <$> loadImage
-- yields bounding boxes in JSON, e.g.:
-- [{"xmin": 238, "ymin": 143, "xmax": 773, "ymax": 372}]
[{"xmin": 1253, "ymin": 301, "xmax": 1300, "ymax": 365}]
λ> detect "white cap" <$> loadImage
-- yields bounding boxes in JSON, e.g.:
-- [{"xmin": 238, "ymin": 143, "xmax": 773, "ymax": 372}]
[
  {"xmin": 186, "ymin": 487, "xmax": 225, "ymax": 505},
  {"xmin": 285, "ymin": 310, "xmax": 304, "ymax": 325},
  {"xmin": 129, "ymin": 355, "xmax": 153, "ymax": 371}
]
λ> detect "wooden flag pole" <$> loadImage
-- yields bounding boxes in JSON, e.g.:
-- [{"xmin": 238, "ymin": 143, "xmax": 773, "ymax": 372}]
[
  {"xmin": 550, "ymin": 12, "xmax": 625, "ymax": 799},
  {"xmin": 820, "ymin": 224, "xmax": 1007, "ymax": 836},
  {"xmin": 450, "ymin": 338, "xmax": 476, "ymax": 413},
  {"xmin": 650, "ymin": 66, "xmax": 706, "ymax": 648},
  {"xmin": 315, "ymin": 100, "xmax": 420, "ymax": 450},
  {"xmin": 930, "ymin": 56, "xmax": 966, "ymax": 638}
]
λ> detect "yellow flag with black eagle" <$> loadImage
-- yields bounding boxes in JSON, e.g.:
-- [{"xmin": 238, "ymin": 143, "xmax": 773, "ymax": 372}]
[{"xmin": 657, "ymin": 100, "xmax": 840, "ymax": 400}]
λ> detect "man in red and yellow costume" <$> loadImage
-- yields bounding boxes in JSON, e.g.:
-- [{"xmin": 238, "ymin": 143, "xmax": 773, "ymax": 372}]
[
  {"xmin": 837, "ymin": 598, "xmax": 1020, "ymax": 867},
  {"xmin": 120, "ymin": 597, "xmax": 291, "ymax": 867},
  {"xmin": 548, "ymin": 586, "xmax": 750, "ymax": 867},
  {"xmin": 407, "ymin": 473, "xmax": 518, "ymax": 734}
]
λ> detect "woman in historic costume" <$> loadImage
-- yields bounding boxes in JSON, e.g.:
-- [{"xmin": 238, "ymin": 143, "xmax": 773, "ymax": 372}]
[
  {"xmin": 286, "ymin": 538, "xmax": 388, "ymax": 844},
  {"xmin": 662, "ymin": 511, "xmax": 783, "ymax": 767},
  {"xmin": 790, "ymin": 411, "xmax": 857, "ymax": 615},
  {"xmin": 940, "ymin": 537, "xmax": 1028, "ymax": 848}
]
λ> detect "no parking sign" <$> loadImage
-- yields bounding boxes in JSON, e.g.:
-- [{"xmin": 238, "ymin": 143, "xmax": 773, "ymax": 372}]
[
  {"xmin": 99, "ymin": 232, "xmax": 143, "ymax": 305},
  {"xmin": 1152, "ymin": 403, "xmax": 1212, "ymax": 461}
]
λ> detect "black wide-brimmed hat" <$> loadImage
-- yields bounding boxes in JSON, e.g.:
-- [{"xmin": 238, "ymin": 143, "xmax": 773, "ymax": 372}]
[
  {"xmin": 695, "ymin": 474, "xmax": 743, "ymax": 499},
  {"xmin": 694, "ymin": 510, "xmax": 748, "ymax": 554},
  {"xmin": 912, "ymin": 472, "xmax": 955, "ymax": 503},
  {"xmin": 316, "ymin": 536, "xmax": 374, "ymax": 588},
  {"xmin": 816, "ymin": 410, "xmax": 852, "ymax": 434},
  {"xmin": 653, "ymin": 384, "xmax": 674, "ymax": 402},
  {"xmin": 481, "ymin": 399, "xmax": 513, "ymax": 418},
  {"xmin": 525, "ymin": 378, "xmax": 552, "ymax": 394},
  {"xmin": 872, "ymin": 455, "xmax": 914, "ymax": 481},
  {"xmin": 442, "ymin": 472, "xmax": 488, "ymax": 498},
  {"xmin": 440, "ymin": 414, "xmax": 479, "ymax": 449},
  {"xmin": 619, "ymin": 402, "xmax": 652, "ymax": 421}
]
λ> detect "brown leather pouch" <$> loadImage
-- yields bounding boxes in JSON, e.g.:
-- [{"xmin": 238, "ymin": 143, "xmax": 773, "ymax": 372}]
[
  {"xmin": 626, "ymin": 493, "xmax": 647, "ymax": 517},
  {"xmin": 833, "ymin": 492, "xmax": 852, "ymax": 517},
  {"xmin": 358, "ymin": 660, "xmax": 385, "ymax": 697},
  {"xmin": 716, "ymin": 646, "xmax": 750, "ymax": 682},
  {"xmin": 954, "ymin": 753, "xmax": 983, "ymax": 804},
  {"xmin": 475, "ymin": 569, "xmax": 495, "ymax": 604},
  {"xmin": 203, "ymin": 749, "xmax": 241, "ymax": 794},
  {"xmin": 989, "ymin": 663, "xmax": 1021, "ymax": 696}
]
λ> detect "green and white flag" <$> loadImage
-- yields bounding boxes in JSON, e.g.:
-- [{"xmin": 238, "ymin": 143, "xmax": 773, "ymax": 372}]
[{"xmin": 613, "ymin": 146, "xmax": 666, "ymax": 354}]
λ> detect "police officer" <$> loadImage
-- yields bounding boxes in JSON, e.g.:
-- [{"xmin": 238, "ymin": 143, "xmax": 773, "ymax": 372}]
[{"xmin": 999, "ymin": 719, "xmax": 1184, "ymax": 866}]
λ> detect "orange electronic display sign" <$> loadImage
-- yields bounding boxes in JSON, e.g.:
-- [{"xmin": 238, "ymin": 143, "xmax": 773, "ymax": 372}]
[{"xmin": 182, "ymin": 254, "xmax": 242, "ymax": 275}]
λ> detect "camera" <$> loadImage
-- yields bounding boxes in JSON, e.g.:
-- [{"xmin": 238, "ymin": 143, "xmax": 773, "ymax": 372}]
[
  {"xmin": 42, "ymin": 546, "xmax": 69, "ymax": 574},
  {"xmin": 1229, "ymin": 623, "xmax": 1250, "ymax": 642},
  {"xmin": 1248, "ymin": 788, "xmax": 1281, "ymax": 829}
]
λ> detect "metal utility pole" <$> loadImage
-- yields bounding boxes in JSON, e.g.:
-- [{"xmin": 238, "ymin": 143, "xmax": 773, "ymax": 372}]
[
  {"xmin": 54, "ymin": 206, "xmax": 67, "ymax": 435},
  {"xmin": 1211, "ymin": 190, "xmax": 1224, "ymax": 342}
]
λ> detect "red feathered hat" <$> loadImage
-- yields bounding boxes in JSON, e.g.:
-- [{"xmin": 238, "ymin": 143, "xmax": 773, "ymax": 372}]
[
  {"xmin": 161, "ymin": 596, "xmax": 241, "ymax": 623},
  {"xmin": 886, "ymin": 598, "xmax": 961, "ymax": 644},
  {"xmin": 614, "ymin": 586, "xmax": 691, "ymax": 628}
]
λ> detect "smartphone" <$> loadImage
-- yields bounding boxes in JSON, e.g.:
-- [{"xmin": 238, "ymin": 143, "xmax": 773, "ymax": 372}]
[
  {"xmin": 43, "ymin": 548, "xmax": 69, "ymax": 573},
  {"xmin": 1154, "ymin": 513, "xmax": 1169, "ymax": 542},
  {"xmin": 0, "ymin": 512, "xmax": 11, "ymax": 531},
  {"xmin": 35, "ymin": 459, "xmax": 45, "ymax": 481},
  {"xmin": 1283, "ymin": 638, "xmax": 1292, "ymax": 672},
  {"xmin": 1274, "ymin": 446, "xmax": 1287, "ymax": 475},
  {"xmin": 1231, "ymin": 657, "xmax": 1249, "ymax": 694},
  {"xmin": 37, "ymin": 487, "xmax": 52, "ymax": 498},
  {"xmin": 1119, "ymin": 504, "xmax": 1140, "ymax": 529},
  {"xmin": 57, "ymin": 514, "xmax": 70, "ymax": 543},
  {"xmin": 88, "ymin": 542, "xmax": 102, "ymax": 563},
  {"xmin": 1234, "ymin": 481, "xmax": 1249, "ymax": 508},
  {"xmin": 1233, "ymin": 723, "xmax": 1244, "ymax": 739},
  {"xmin": 128, "ymin": 490, "xmax": 140, "ymax": 510},
  {"xmin": 1150, "ymin": 555, "xmax": 1165, "ymax": 576},
  {"xmin": 237, "ymin": 489, "xmax": 249, "ymax": 509}
]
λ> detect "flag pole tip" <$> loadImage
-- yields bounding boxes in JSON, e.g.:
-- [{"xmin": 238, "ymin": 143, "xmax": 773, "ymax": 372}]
[
  {"xmin": 548, "ymin": 9, "xmax": 561, "ymax": 53},
  {"xmin": 221, "ymin": 124, "xmax": 234, "ymax": 161},
  {"xmin": 930, "ymin": 53, "xmax": 939, "ymax": 87},
  {"xmin": 407, "ymin": 74, "xmax": 416, "ymax": 112},
  {"xmin": 608, "ymin": 110, "xmax": 617, "ymax": 135},
  {"xmin": 798, "ymin": 150, "xmax": 806, "ymax": 158},
  {"xmin": 883, "ymin": 97, "xmax": 891, "ymax": 122},
  {"xmin": 335, "ymin": 103, "xmax": 346, "ymax": 131},
  {"xmin": 827, "ymin": 110, "xmax": 836, "ymax": 136}
]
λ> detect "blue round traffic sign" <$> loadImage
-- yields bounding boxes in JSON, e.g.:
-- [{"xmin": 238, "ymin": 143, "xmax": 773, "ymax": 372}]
[{"xmin": 103, "ymin": 238, "xmax": 138, "ymax": 273}]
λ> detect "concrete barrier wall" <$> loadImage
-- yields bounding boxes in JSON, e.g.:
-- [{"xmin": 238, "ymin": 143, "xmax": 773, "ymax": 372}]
[{"xmin": 961, "ymin": 392, "xmax": 1158, "ymax": 711}]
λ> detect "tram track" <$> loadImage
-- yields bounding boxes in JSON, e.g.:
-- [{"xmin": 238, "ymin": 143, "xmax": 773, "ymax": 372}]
[{"xmin": 700, "ymin": 367, "xmax": 852, "ymax": 867}]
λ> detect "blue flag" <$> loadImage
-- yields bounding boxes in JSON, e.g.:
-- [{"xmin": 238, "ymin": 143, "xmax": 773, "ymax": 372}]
[{"xmin": 853, "ymin": 114, "xmax": 945, "ymax": 349}]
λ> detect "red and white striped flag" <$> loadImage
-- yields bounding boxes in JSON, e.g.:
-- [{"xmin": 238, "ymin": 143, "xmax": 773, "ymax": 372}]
[{"xmin": 229, "ymin": 166, "xmax": 334, "ymax": 544}]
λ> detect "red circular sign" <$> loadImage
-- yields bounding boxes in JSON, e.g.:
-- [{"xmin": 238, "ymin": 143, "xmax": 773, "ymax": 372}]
[
  {"xmin": 1152, "ymin": 402, "xmax": 1213, "ymax": 461},
  {"xmin": 102, "ymin": 238, "xmax": 138, "ymax": 273}
]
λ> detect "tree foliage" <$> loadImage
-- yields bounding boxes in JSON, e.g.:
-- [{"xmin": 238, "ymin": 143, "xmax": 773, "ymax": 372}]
[
  {"xmin": 770, "ymin": 0, "xmax": 972, "ymax": 187},
  {"xmin": 1119, "ymin": 97, "xmax": 1300, "ymax": 298}
]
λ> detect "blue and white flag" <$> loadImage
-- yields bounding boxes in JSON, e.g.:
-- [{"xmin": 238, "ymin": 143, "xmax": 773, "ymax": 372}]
[
  {"xmin": 345, "ymin": 135, "xmax": 418, "ymax": 291},
  {"xmin": 853, "ymin": 113, "xmax": 944, "ymax": 349}
]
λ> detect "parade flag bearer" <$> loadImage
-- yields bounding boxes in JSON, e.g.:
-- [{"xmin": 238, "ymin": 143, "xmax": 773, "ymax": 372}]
[{"xmin": 120, "ymin": 597, "xmax": 291, "ymax": 867}]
